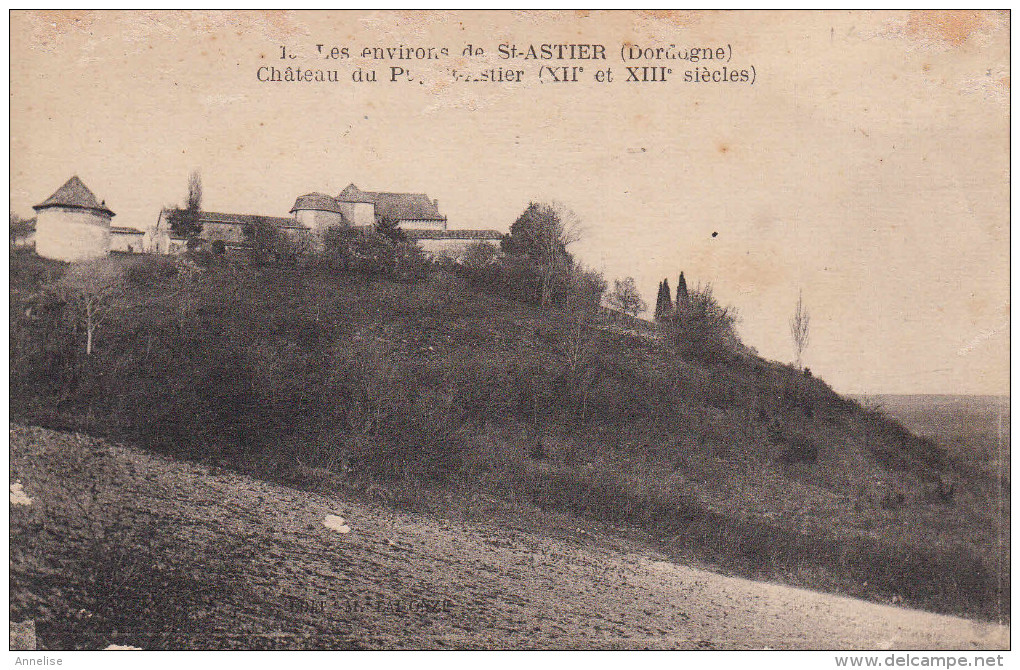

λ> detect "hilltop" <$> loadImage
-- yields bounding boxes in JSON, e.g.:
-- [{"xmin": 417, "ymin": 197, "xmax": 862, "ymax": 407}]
[{"xmin": 8, "ymin": 248, "xmax": 1010, "ymax": 624}]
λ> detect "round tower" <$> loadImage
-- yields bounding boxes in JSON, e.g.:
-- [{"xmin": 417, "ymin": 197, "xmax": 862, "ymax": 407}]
[
  {"xmin": 290, "ymin": 193, "xmax": 346, "ymax": 235},
  {"xmin": 33, "ymin": 176, "xmax": 114, "ymax": 261}
]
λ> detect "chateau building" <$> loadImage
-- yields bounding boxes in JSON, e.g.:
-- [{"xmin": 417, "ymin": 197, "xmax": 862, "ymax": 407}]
[
  {"xmin": 32, "ymin": 178, "xmax": 503, "ymax": 260},
  {"xmin": 152, "ymin": 183, "xmax": 501, "ymax": 258}
]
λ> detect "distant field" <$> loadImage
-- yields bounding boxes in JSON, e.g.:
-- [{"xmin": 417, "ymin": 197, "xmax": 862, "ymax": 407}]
[{"xmin": 854, "ymin": 395, "xmax": 1010, "ymax": 481}]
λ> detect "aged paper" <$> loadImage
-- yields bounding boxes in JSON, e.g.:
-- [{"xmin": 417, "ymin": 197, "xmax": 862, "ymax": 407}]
[{"xmin": 8, "ymin": 10, "xmax": 1010, "ymax": 659}]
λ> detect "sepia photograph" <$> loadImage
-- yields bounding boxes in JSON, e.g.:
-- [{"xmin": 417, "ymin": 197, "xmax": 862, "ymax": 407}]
[{"xmin": 7, "ymin": 9, "xmax": 1011, "ymax": 661}]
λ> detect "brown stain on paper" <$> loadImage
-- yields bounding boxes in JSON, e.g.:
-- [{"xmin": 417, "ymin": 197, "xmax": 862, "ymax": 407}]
[{"xmin": 905, "ymin": 10, "xmax": 985, "ymax": 46}]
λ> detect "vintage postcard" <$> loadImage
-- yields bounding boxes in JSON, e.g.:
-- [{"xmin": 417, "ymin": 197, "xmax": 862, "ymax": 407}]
[{"xmin": 8, "ymin": 9, "xmax": 1010, "ymax": 662}]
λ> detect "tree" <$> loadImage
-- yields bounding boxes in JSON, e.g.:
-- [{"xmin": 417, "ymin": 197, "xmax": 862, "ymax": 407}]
[
  {"xmin": 655, "ymin": 277, "xmax": 674, "ymax": 321},
  {"xmin": 676, "ymin": 271, "xmax": 690, "ymax": 312},
  {"xmin": 559, "ymin": 267, "xmax": 606, "ymax": 422},
  {"xmin": 9, "ymin": 211, "xmax": 34, "ymax": 246},
  {"xmin": 322, "ymin": 226, "xmax": 399, "ymax": 277},
  {"xmin": 187, "ymin": 171, "xmax": 202, "ymax": 214},
  {"xmin": 501, "ymin": 202, "xmax": 582, "ymax": 307},
  {"xmin": 606, "ymin": 277, "xmax": 647, "ymax": 317},
  {"xmin": 669, "ymin": 282, "xmax": 740, "ymax": 362},
  {"xmin": 53, "ymin": 259, "xmax": 125, "ymax": 355},
  {"xmin": 501, "ymin": 201, "xmax": 581, "ymax": 260},
  {"xmin": 789, "ymin": 288, "xmax": 810, "ymax": 369},
  {"xmin": 653, "ymin": 281, "xmax": 666, "ymax": 320},
  {"xmin": 375, "ymin": 215, "xmax": 406, "ymax": 243},
  {"xmin": 243, "ymin": 216, "xmax": 312, "ymax": 266},
  {"xmin": 167, "ymin": 171, "xmax": 204, "ymax": 239}
]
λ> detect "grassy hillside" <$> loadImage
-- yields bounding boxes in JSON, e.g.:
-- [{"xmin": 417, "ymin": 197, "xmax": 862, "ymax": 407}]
[
  {"xmin": 861, "ymin": 394, "xmax": 1010, "ymax": 483},
  {"xmin": 8, "ymin": 249, "xmax": 1009, "ymax": 622}
]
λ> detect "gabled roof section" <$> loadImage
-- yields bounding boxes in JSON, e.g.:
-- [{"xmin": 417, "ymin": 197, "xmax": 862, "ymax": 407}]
[
  {"xmin": 337, "ymin": 183, "xmax": 374, "ymax": 204},
  {"xmin": 33, "ymin": 176, "xmax": 115, "ymax": 217},
  {"xmin": 337, "ymin": 183, "xmax": 446, "ymax": 221}
]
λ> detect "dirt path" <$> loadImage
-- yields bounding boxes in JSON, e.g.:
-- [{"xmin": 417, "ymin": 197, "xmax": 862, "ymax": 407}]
[{"xmin": 9, "ymin": 424, "xmax": 1009, "ymax": 650}]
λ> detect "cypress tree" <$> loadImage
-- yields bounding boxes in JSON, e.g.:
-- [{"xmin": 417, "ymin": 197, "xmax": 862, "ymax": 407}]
[
  {"xmin": 661, "ymin": 278, "xmax": 672, "ymax": 320},
  {"xmin": 676, "ymin": 271, "xmax": 690, "ymax": 311},
  {"xmin": 654, "ymin": 280, "xmax": 666, "ymax": 320}
]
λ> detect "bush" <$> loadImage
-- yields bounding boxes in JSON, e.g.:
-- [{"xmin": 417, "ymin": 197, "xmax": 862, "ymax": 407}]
[
  {"xmin": 460, "ymin": 241, "xmax": 498, "ymax": 271},
  {"xmin": 454, "ymin": 253, "xmax": 605, "ymax": 313},
  {"xmin": 323, "ymin": 227, "xmax": 390, "ymax": 275},
  {"xmin": 123, "ymin": 256, "xmax": 179, "ymax": 286},
  {"xmin": 243, "ymin": 217, "xmax": 306, "ymax": 266},
  {"xmin": 319, "ymin": 227, "xmax": 433, "ymax": 283},
  {"xmin": 393, "ymin": 242, "xmax": 432, "ymax": 283},
  {"xmin": 665, "ymin": 283, "xmax": 741, "ymax": 363}
]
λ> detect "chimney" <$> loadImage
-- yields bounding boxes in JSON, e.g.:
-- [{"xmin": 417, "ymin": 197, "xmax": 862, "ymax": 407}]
[{"xmin": 434, "ymin": 199, "xmax": 439, "ymax": 211}]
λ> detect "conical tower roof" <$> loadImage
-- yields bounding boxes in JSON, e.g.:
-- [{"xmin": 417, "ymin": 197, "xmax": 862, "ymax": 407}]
[{"xmin": 33, "ymin": 176, "xmax": 115, "ymax": 217}]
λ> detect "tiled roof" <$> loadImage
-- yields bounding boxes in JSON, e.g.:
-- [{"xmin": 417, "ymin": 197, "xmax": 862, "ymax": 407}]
[
  {"xmin": 337, "ymin": 184, "xmax": 374, "ymax": 204},
  {"xmin": 33, "ymin": 176, "xmax": 115, "ymax": 217},
  {"xmin": 290, "ymin": 193, "xmax": 346, "ymax": 215},
  {"xmin": 337, "ymin": 183, "xmax": 446, "ymax": 221},
  {"xmin": 405, "ymin": 229, "xmax": 503, "ymax": 240},
  {"xmin": 111, "ymin": 226, "xmax": 145, "ymax": 235},
  {"xmin": 198, "ymin": 211, "xmax": 307, "ymax": 230}
]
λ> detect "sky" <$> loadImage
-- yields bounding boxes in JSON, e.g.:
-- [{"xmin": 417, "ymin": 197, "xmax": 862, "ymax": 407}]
[{"xmin": 9, "ymin": 10, "xmax": 1010, "ymax": 395}]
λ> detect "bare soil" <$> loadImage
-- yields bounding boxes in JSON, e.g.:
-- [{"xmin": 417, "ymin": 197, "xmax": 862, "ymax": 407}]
[{"xmin": 9, "ymin": 424, "xmax": 1009, "ymax": 650}]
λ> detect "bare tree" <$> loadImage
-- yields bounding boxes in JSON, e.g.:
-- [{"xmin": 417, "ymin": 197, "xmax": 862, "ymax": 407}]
[
  {"xmin": 789, "ymin": 288, "xmax": 810, "ymax": 369},
  {"xmin": 606, "ymin": 276, "xmax": 647, "ymax": 317},
  {"xmin": 54, "ymin": 259, "xmax": 125, "ymax": 355},
  {"xmin": 559, "ymin": 270, "xmax": 604, "ymax": 422}
]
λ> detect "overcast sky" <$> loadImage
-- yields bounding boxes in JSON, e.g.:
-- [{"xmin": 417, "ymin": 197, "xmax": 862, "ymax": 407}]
[{"xmin": 10, "ymin": 10, "xmax": 1010, "ymax": 395}]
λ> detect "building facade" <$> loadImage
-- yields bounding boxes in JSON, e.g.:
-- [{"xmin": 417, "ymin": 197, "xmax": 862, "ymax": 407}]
[
  {"xmin": 110, "ymin": 227, "xmax": 146, "ymax": 253},
  {"xmin": 149, "ymin": 210, "xmax": 308, "ymax": 254}
]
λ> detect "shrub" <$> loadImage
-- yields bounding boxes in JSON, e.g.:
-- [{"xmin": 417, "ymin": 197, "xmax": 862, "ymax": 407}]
[
  {"xmin": 665, "ymin": 283, "xmax": 741, "ymax": 363},
  {"xmin": 322, "ymin": 227, "xmax": 393, "ymax": 276},
  {"xmin": 243, "ymin": 216, "xmax": 306, "ymax": 266},
  {"xmin": 454, "ymin": 252, "xmax": 605, "ymax": 314},
  {"xmin": 375, "ymin": 215, "xmax": 407, "ymax": 243},
  {"xmin": 392, "ymin": 242, "xmax": 432, "ymax": 282},
  {"xmin": 122, "ymin": 256, "xmax": 179, "ymax": 286},
  {"xmin": 460, "ymin": 241, "xmax": 499, "ymax": 271},
  {"xmin": 318, "ymin": 227, "xmax": 432, "ymax": 283}
]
